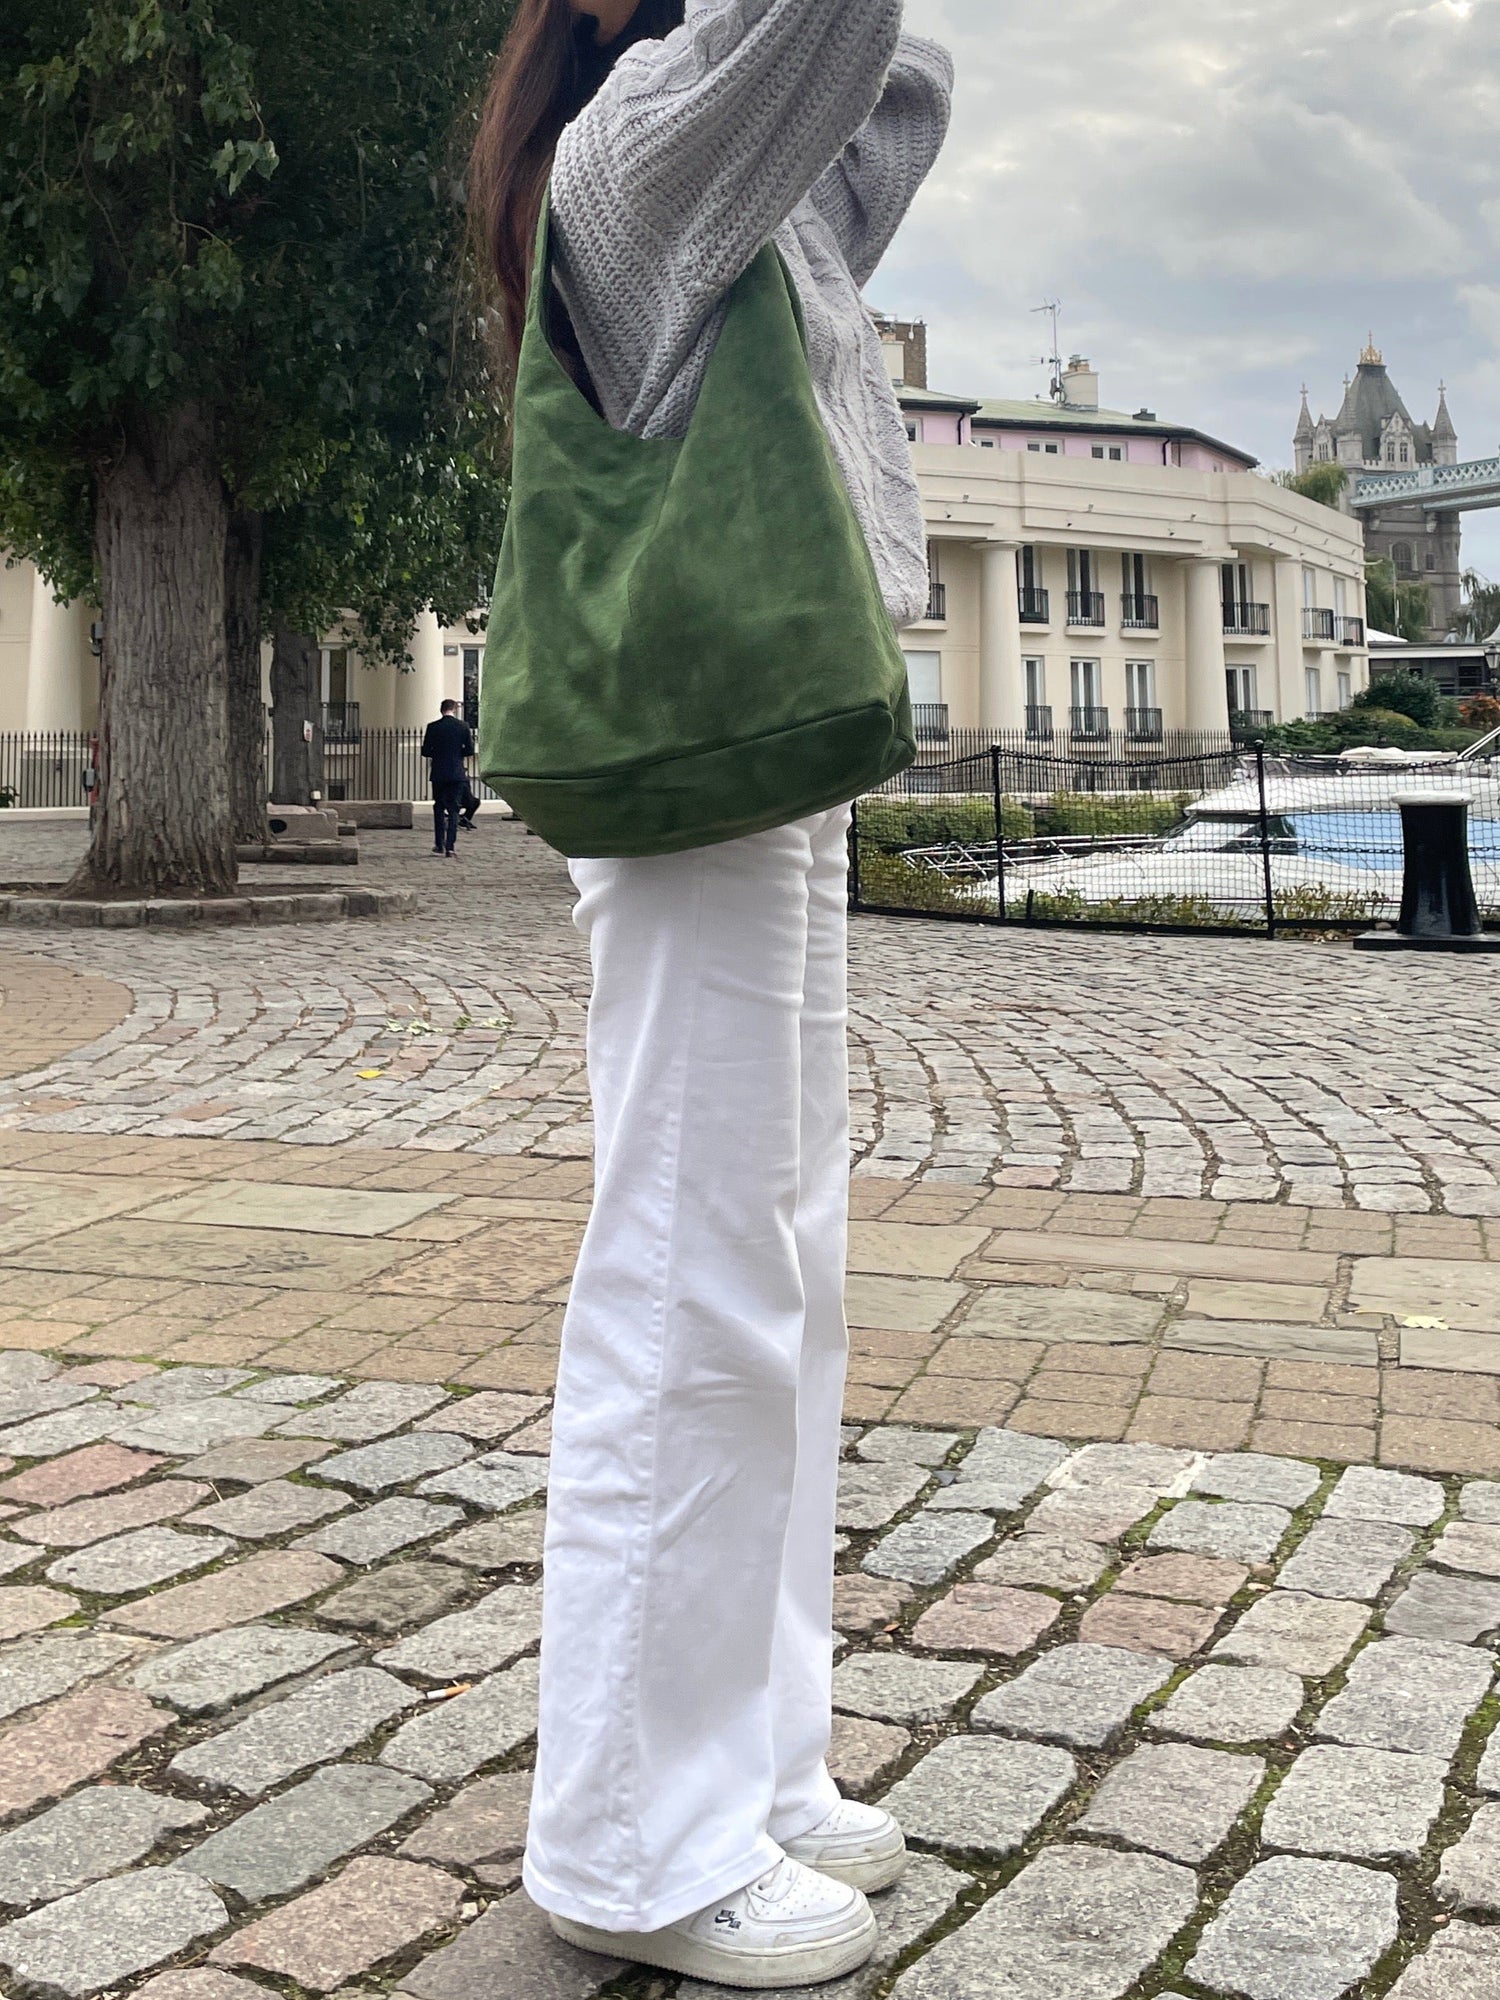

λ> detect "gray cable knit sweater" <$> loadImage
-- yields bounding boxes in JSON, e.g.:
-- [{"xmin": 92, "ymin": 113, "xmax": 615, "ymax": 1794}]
[{"xmin": 550, "ymin": 0, "xmax": 953, "ymax": 629}]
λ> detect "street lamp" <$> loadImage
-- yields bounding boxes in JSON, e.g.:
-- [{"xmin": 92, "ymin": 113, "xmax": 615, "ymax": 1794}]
[{"xmin": 1484, "ymin": 620, "xmax": 1500, "ymax": 693}]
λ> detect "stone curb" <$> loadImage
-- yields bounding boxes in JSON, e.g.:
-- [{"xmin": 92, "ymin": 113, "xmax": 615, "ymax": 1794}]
[{"xmin": 0, "ymin": 887, "xmax": 417, "ymax": 928}]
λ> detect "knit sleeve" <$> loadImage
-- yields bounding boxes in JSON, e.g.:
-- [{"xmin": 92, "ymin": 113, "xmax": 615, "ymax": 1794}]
[
  {"xmin": 550, "ymin": 0, "xmax": 904, "ymax": 432},
  {"xmin": 809, "ymin": 33, "xmax": 953, "ymax": 288}
]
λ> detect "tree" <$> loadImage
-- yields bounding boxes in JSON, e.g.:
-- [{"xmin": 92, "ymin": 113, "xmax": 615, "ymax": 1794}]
[
  {"xmin": 1452, "ymin": 568, "xmax": 1500, "ymax": 644},
  {"xmin": 1275, "ymin": 463, "xmax": 1349, "ymax": 511},
  {"xmin": 0, "ymin": 0, "xmax": 510, "ymax": 892},
  {"xmin": 1364, "ymin": 558, "xmax": 1430, "ymax": 641}
]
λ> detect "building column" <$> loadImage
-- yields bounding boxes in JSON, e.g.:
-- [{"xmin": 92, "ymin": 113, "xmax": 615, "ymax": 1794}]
[
  {"xmin": 25, "ymin": 575, "xmax": 96, "ymax": 731},
  {"xmin": 978, "ymin": 542, "xmax": 1024, "ymax": 731},
  {"xmin": 1183, "ymin": 559, "xmax": 1228, "ymax": 731},
  {"xmin": 1272, "ymin": 559, "xmax": 1304, "ymax": 721},
  {"xmin": 393, "ymin": 609, "xmax": 447, "ymax": 728}
]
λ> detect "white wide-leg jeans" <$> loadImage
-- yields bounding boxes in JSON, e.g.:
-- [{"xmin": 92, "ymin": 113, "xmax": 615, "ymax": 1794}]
[{"xmin": 523, "ymin": 805, "xmax": 853, "ymax": 1934}]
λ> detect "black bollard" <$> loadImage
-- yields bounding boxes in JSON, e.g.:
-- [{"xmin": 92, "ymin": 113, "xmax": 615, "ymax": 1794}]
[{"xmin": 1355, "ymin": 791, "xmax": 1500, "ymax": 953}]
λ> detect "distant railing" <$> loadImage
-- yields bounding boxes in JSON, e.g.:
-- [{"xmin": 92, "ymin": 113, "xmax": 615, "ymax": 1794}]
[
  {"xmin": 1025, "ymin": 705, "xmax": 1054, "ymax": 740},
  {"xmin": 1067, "ymin": 591, "xmax": 1107, "ymax": 628},
  {"xmin": 0, "ymin": 732, "xmax": 93, "ymax": 809},
  {"xmin": 1230, "ymin": 710, "xmax": 1274, "ymax": 743},
  {"xmin": 924, "ymin": 581, "xmax": 947, "ymax": 622},
  {"xmin": 1336, "ymin": 616, "xmax": 1366, "ymax": 648},
  {"xmin": 321, "ymin": 702, "xmax": 361, "ymax": 743},
  {"xmin": 913, "ymin": 702, "xmax": 951, "ymax": 745},
  {"xmin": 1121, "ymin": 593, "xmax": 1159, "ymax": 631},
  {"xmin": 1070, "ymin": 705, "xmax": 1110, "ymax": 740},
  {"xmin": 1303, "ymin": 607, "xmax": 1336, "ymax": 641},
  {"xmin": 1019, "ymin": 587, "xmax": 1050, "ymax": 624},
  {"xmin": 1125, "ymin": 707, "xmax": 1164, "ymax": 741},
  {"xmin": 1224, "ymin": 602, "xmax": 1271, "ymax": 636}
]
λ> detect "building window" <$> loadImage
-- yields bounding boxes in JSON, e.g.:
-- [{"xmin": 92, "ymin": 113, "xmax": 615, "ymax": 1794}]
[
  {"xmin": 1337, "ymin": 671, "xmax": 1352, "ymax": 711},
  {"xmin": 1125, "ymin": 660, "xmax": 1156, "ymax": 709},
  {"xmin": 1046, "ymin": 442, "xmax": 1060, "ymax": 454},
  {"xmin": 902, "ymin": 650, "xmax": 942, "ymax": 708},
  {"xmin": 1226, "ymin": 664, "xmax": 1258, "ymax": 717},
  {"xmin": 1333, "ymin": 575, "xmax": 1347, "ymax": 617},
  {"xmin": 1399, "ymin": 443, "xmax": 1410, "ymax": 463},
  {"xmin": 1392, "ymin": 542, "xmax": 1414, "ymax": 575},
  {"xmin": 1109, "ymin": 446, "xmax": 1123, "ymax": 461},
  {"xmin": 905, "ymin": 420, "xmax": 921, "ymax": 443},
  {"xmin": 320, "ymin": 645, "xmax": 350, "ymax": 708},
  {"xmin": 1018, "ymin": 546, "xmax": 1043, "ymax": 593},
  {"xmin": 1302, "ymin": 566, "xmax": 1317, "ymax": 609},
  {"xmin": 980, "ymin": 439, "xmax": 995, "ymax": 448},
  {"xmin": 1028, "ymin": 441, "xmax": 1041, "ymax": 452},
  {"xmin": 1070, "ymin": 658, "xmax": 1102, "ymax": 709},
  {"xmin": 1025, "ymin": 657, "xmax": 1047, "ymax": 707},
  {"xmin": 462, "ymin": 648, "xmax": 482, "ymax": 730},
  {"xmin": 1305, "ymin": 667, "xmax": 1322, "ymax": 718}
]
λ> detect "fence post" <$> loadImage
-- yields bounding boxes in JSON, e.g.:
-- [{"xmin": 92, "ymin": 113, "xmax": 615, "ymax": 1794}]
[
  {"xmin": 992, "ymin": 747, "xmax": 1007, "ymax": 924},
  {"xmin": 1255, "ymin": 742, "xmax": 1277, "ymax": 940},
  {"xmin": 848, "ymin": 798, "xmax": 861, "ymax": 913}
]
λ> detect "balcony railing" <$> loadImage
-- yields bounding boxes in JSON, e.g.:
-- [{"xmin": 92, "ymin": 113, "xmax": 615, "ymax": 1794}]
[
  {"xmin": 1070, "ymin": 705, "xmax": 1110, "ymax": 740},
  {"xmin": 1121, "ymin": 593, "xmax": 1159, "ymax": 631},
  {"xmin": 1224, "ymin": 602, "xmax": 1271, "ymax": 636},
  {"xmin": 923, "ymin": 581, "xmax": 947, "ymax": 622},
  {"xmin": 1067, "ymin": 591, "xmax": 1107, "ymax": 627},
  {"xmin": 1230, "ymin": 710, "xmax": 1274, "ymax": 742},
  {"xmin": 1336, "ymin": 615, "xmax": 1366, "ymax": 648},
  {"xmin": 1019, "ymin": 587, "xmax": 1050, "ymax": 624},
  {"xmin": 321, "ymin": 702, "xmax": 361, "ymax": 743},
  {"xmin": 1303, "ymin": 607, "xmax": 1336, "ymax": 641},
  {"xmin": 1125, "ymin": 707, "xmax": 1164, "ymax": 741},
  {"xmin": 912, "ymin": 702, "xmax": 950, "ymax": 746},
  {"xmin": 1025, "ymin": 705, "xmax": 1054, "ymax": 740}
]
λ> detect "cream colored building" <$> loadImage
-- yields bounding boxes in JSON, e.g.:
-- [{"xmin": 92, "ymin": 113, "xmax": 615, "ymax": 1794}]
[{"xmin": 890, "ymin": 358, "xmax": 1370, "ymax": 741}]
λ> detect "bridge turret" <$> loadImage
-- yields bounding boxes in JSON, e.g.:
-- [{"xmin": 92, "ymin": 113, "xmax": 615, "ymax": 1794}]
[{"xmin": 1433, "ymin": 385, "xmax": 1458, "ymax": 467}]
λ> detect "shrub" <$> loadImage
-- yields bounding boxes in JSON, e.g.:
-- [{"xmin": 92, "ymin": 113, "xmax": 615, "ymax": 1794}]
[
  {"xmin": 856, "ymin": 795, "xmax": 1033, "ymax": 851},
  {"xmin": 1032, "ymin": 793, "xmax": 1191, "ymax": 838},
  {"xmin": 1354, "ymin": 669, "xmax": 1441, "ymax": 728},
  {"xmin": 1020, "ymin": 888, "xmax": 1239, "ymax": 928},
  {"xmin": 855, "ymin": 850, "xmax": 988, "ymax": 916}
]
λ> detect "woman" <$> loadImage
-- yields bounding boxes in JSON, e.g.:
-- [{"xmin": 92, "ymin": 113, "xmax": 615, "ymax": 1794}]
[{"xmin": 471, "ymin": 0, "xmax": 951, "ymax": 1984}]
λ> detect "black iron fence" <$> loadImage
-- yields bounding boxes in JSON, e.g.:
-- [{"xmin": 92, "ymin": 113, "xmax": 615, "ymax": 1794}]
[
  {"xmin": 0, "ymin": 733, "xmax": 94, "ymax": 808},
  {"xmin": 850, "ymin": 745, "xmax": 1500, "ymax": 939},
  {"xmin": 315, "ymin": 729, "xmax": 503, "ymax": 803}
]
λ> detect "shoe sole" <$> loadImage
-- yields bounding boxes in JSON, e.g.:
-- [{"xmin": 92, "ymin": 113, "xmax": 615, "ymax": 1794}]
[
  {"xmin": 785, "ymin": 1830, "xmax": 909, "ymax": 1896},
  {"xmin": 806, "ymin": 1842, "xmax": 909, "ymax": 1894},
  {"xmin": 549, "ymin": 1909, "xmax": 879, "ymax": 1990}
]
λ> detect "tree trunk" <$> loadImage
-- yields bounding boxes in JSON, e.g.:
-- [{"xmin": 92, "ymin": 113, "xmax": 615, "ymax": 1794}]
[
  {"xmin": 69, "ymin": 403, "xmax": 236, "ymax": 897},
  {"xmin": 225, "ymin": 509, "xmax": 267, "ymax": 844},
  {"xmin": 269, "ymin": 626, "xmax": 324, "ymax": 806}
]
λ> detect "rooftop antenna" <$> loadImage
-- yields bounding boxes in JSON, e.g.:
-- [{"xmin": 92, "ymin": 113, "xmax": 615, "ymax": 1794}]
[{"xmin": 1033, "ymin": 301, "xmax": 1064, "ymax": 404}]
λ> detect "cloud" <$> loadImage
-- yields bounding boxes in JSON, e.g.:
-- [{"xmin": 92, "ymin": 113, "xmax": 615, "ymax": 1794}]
[{"xmin": 881, "ymin": 0, "xmax": 1500, "ymax": 568}]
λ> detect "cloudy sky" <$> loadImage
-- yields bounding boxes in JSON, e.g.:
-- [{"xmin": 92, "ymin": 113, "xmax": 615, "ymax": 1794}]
[{"xmin": 880, "ymin": 0, "xmax": 1500, "ymax": 578}]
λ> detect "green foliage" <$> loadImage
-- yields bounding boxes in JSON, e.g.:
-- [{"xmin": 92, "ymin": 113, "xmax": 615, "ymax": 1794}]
[
  {"xmin": 1276, "ymin": 463, "xmax": 1349, "ymax": 510},
  {"xmin": 1453, "ymin": 569, "xmax": 1500, "ymax": 644},
  {"xmin": 0, "ymin": 0, "xmax": 512, "ymax": 645},
  {"xmin": 1272, "ymin": 886, "xmax": 1384, "ymax": 925},
  {"xmin": 1354, "ymin": 668, "xmax": 1440, "ymax": 727},
  {"xmin": 1032, "ymin": 793, "xmax": 1190, "ymax": 838},
  {"xmin": 854, "ymin": 850, "xmax": 984, "ymax": 916},
  {"xmin": 1020, "ymin": 889, "xmax": 1241, "ymax": 929},
  {"xmin": 857, "ymin": 795, "xmax": 1034, "ymax": 850},
  {"xmin": 1365, "ymin": 558, "xmax": 1430, "ymax": 641}
]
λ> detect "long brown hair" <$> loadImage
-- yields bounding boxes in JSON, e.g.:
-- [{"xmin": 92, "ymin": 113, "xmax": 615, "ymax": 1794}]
[{"xmin": 470, "ymin": 0, "xmax": 686, "ymax": 383}]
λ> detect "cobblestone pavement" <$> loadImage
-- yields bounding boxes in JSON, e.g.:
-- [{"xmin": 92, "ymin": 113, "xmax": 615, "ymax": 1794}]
[
  {"xmin": 0, "ymin": 818, "xmax": 1497, "ymax": 1211},
  {"xmin": 0, "ymin": 1354, "xmax": 1485, "ymax": 1998}
]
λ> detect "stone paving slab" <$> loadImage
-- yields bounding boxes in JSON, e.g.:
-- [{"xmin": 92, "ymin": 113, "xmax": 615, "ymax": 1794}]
[
  {"xmin": 0, "ymin": 1867, "xmax": 228, "ymax": 1998},
  {"xmin": 893, "ymin": 1845, "xmax": 1197, "ymax": 2000},
  {"xmin": 1188, "ymin": 1854, "xmax": 1400, "ymax": 2000}
]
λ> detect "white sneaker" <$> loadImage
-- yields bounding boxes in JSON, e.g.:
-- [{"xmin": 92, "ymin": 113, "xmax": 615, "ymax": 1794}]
[
  {"xmin": 548, "ymin": 1855, "xmax": 878, "ymax": 1990},
  {"xmin": 782, "ymin": 1800, "xmax": 908, "ymax": 1893}
]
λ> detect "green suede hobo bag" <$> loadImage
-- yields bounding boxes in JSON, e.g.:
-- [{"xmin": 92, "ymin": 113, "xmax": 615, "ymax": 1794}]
[{"xmin": 478, "ymin": 196, "xmax": 916, "ymax": 858}]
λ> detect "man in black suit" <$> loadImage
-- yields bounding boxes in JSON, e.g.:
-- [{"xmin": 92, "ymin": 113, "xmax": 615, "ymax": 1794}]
[{"xmin": 421, "ymin": 700, "xmax": 476, "ymax": 857}]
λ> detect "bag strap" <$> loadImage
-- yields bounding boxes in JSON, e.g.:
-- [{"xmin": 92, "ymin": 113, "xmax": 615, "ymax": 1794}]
[{"xmin": 524, "ymin": 185, "xmax": 555, "ymax": 337}]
